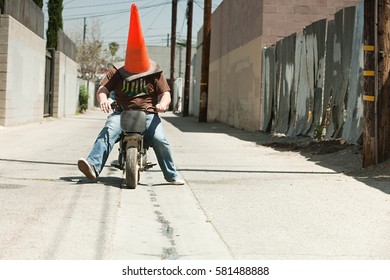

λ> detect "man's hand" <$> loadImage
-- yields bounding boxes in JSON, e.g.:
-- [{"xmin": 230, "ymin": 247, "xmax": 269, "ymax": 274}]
[
  {"xmin": 156, "ymin": 91, "xmax": 171, "ymax": 113},
  {"xmin": 100, "ymin": 99, "xmax": 112, "ymax": 113},
  {"xmin": 96, "ymin": 86, "xmax": 111, "ymax": 113},
  {"xmin": 156, "ymin": 103, "xmax": 167, "ymax": 113},
  {"xmin": 100, "ymin": 98, "xmax": 114, "ymax": 113}
]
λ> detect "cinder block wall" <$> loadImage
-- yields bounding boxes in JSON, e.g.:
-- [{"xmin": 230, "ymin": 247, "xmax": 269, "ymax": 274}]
[
  {"xmin": 0, "ymin": 16, "xmax": 9, "ymax": 125},
  {"xmin": 207, "ymin": 0, "xmax": 361, "ymax": 131},
  {"xmin": 52, "ymin": 51, "xmax": 78, "ymax": 118},
  {"xmin": 262, "ymin": 0, "xmax": 361, "ymax": 47},
  {"xmin": 0, "ymin": 15, "xmax": 45, "ymax": 126}
]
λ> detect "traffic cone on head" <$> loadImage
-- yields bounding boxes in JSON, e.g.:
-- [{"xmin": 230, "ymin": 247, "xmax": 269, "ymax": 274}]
[
  {"xmin": 119, "ymin": 3, "xmax": 160, "ymax": 81},
  {"xmin": 124, "ymin": 3, "xmax": 150, "ymax": 73}
]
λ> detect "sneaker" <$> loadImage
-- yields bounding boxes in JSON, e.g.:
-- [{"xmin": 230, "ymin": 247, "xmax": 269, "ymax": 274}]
[
  {"xmin": 167, "ymin": 178, "xmax": 185, "ymax": 185},
  {"xmin": 77, "ymin": 158, "xmax": 97, "ymax": 180}
]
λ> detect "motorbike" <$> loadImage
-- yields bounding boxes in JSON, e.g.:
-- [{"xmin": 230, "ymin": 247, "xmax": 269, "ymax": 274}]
[{"xmin": 111, "ymin": 101, "xmax": 156, "ymax": 189}]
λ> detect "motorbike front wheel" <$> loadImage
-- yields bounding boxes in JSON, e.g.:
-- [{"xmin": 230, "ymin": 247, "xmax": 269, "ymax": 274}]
[{"xmin": 125, "ymin": 147, "xmax": 139, "ymax": 189}]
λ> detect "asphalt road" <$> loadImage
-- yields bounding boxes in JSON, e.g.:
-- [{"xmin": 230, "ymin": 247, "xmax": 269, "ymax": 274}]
[{"xmin": 0, "ymin": 109, "xmax": 389, "ymax": 260}]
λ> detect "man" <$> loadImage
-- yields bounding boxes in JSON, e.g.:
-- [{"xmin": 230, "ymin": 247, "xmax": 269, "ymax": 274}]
[{"xmin": 77, "ymin": 3, "xmax": 184, "ymax": 185}]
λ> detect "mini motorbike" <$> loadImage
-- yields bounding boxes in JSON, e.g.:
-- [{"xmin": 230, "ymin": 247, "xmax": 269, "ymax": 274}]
[{"xmin": 111, "ymin": 102, "xmax": 156, "ymax": 189}]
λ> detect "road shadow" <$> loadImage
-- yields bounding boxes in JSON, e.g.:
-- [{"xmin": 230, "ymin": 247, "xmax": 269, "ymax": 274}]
[
  {"xmin": 0, "ymin": 157, "xmax": 126, "ymax": 189},
  {"xmin": 59, "ymin": 175, "xmax": 124, "ymax": 189},
  {"xmin": 162, "ymin": 114, "xmax": 390, "ymax": 195},
  {"xmin": 0, "ymin": 158, "xmax": 76, "ymax": 166}
]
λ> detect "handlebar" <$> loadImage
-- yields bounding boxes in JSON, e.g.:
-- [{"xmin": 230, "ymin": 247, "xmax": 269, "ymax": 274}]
[
  {"xmin": 110, "ymin": 100, "xmax": 124, "ymax": 112},
  {"xmin": 110, "ymin": 100, "xmax": 157, "ymax": 113}
]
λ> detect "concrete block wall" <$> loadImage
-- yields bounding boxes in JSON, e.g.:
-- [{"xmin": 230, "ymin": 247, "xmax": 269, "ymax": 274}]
[
  {"xmin": 262, "ymin": 0, "xmax": 362, "ymax": 47},
  {"xmin": 0, "ymin": 15, "xmax": 45, "ymax": 126},
  {"xmin": 0, "ymin": 14, "xmax": 79, "ymax": 126},
  {"xmin": 0, "ymin": 16, "xmax": 9, "ymax": 125},
  {"xmin": 52, "ymin": 51, "xmax": 78, "ymax": 118}
]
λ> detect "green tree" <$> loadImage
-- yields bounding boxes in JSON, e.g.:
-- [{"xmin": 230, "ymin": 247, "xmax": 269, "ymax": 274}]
[
  {"xmin": 0, "ymin": 0, "xmax": 4, "ymax": 13},
  {"xmin": 108, "ymin": 42, "xmax": 119, "ymax": 61},
  {"xmin": 33, "ymin": 0, "xmax": 43, "ymax": 9},
  {"xmin": 46, "ymin": 0, "xmax": 63, "ymax": 49}
]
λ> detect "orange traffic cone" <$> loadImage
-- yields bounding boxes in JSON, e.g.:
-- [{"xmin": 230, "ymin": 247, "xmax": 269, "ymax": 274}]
[
  {"xmin": 119, "ymin": 3, "xmax": 160, "ymax": 81},
  {"xmin": 124, "ymin": 3, "xmax": 150, "ymax": 74}
]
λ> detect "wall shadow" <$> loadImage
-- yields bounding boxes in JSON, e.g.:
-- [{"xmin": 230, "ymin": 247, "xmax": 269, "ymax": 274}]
[{"xmin": 163, "ymin": 115, "xmax": 390, "ymax": 195}]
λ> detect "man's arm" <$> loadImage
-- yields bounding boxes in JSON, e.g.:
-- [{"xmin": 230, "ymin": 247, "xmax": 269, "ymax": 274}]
[
  {"xmin": 97, "ymin": 86, "xmax": 111, "ymax": 113},
  {"xmin": 156, "ymin": 91, "xmax": 171, "ymax": 113}
]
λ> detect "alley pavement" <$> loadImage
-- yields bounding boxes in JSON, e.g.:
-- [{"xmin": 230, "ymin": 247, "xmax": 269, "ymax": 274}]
[{"xmin": 0, "ymin": 109, "xmax": 389, "ymax": 260}]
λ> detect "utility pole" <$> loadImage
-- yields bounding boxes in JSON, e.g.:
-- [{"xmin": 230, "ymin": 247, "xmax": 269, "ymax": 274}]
[
  {"xmin": 377, "ymin": 0, "xmax": 390, "ymax": 164},
  {"xmin": 170, "ymin": 0, "xmax": 177, "ymax": 111},
  {"xmin": 198, "ymin": 0, "xmax": 211, "ymax": 122},
  {"xmin": 83, "ymin": 17, "xmax": 86, "ymax": 43},
  {"xmin": 183, "ymin": 0, "xmax": 193, "ymax": 116},
  {"xmin": 362, "ymin": 0, "xmax": 376, "ymax": 167}
]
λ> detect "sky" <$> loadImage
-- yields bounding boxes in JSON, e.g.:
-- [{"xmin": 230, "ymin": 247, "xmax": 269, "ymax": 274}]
[{"xmin": 43, "ymin": 0, "xmax": 223, "ymax": 57}]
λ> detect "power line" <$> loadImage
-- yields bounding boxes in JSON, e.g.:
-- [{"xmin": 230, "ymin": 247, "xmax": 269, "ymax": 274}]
[
  {"xmin": 63, "ymin": 1, "xmax": 172, "ymax": 21},
  {"xmin": 64, "ymin": 0, "xmax": 132, "ymax": 9},
  {"xmin": 63, "ymin": 0, "xmax": 166, "ymax": 10},
  {"xmin": 63, "ymin": 9, "xmax": 129, "ymax": 20}
]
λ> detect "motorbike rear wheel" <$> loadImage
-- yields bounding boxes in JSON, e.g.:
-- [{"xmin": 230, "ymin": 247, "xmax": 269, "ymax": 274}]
[{"xmin": 125, "ymin": 147, "xmax": 138, "ymax": 189}]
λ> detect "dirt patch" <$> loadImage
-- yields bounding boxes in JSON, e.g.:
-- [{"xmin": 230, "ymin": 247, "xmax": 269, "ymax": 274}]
[
  {"xmin": 257, "ymin": 135, "xmax": 389, "ymax": 180},
  {"xmin": 258, "ymin": 135, "xmax": 363, "ymax": 176},
  {"xmin": 262, "ymin": 139, "xmax": 351, "ymax": 155}
]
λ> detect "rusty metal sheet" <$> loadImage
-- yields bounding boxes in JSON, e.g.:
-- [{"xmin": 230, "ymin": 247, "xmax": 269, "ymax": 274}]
[
  {"xmin": 305, "ymin": 19, "xmax": 327, "ymax": 137},
  {"xmin": 322, "ymin": 19, "xmax": 335, "ymax": 136},
  {"xmin": 287, "ymin": 32, "xmax": 311, "ymax": 136},
  {"xmin": 273, "ymin": 33, "xmax": 296, "ymax": 134},
  {"xmin": 325, "ymin": 9, "xmax": 344, "ymax": 139},
  {"xmin": 330, "ymin": 7, "xmax": 357, "ymax": 139},
  {"xmin": 287, "ymin": 19, "xmax": 327, "ymax": 138},
  {"xmin": 342, "ymin": 1, "xmax": 364, "ymax": 144},
  {"xmin": 261, "ymin": 3, "xmax": 363, "ymax": 144},
  {"xmin": 261, "ymin": 45, "xmax": 275, "ymax": 132}
]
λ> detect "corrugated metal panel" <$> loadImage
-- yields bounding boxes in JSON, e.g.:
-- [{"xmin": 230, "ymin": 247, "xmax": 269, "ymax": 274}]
[
  {"xmin": 261, "ymin": 45, "xmax": 275, "ymax": 132},
  {"xmin": 324, "ymin": 9, "xmax": 344, "ymax": 140},
  {"xmin": 328, "ymin": 7, "xmax": 356, "ymax": 139},
  {"xmin": 322, "ymin": 19, "xmax": 335, "ymax": 135},
  {"xmin": 289, "ymin": 32, "xmax": 308, "ymax": 136},
  {"xmin": 273, "ymin": 34, "xmax": 296, "ymax": 134},
  {"xmin": 261, "ymin": 3, "xmax": 364, "ymax": 144},
  {"xmin": 342, "ymin": 1, "xmax": 364, "ymax": 144},
  {"xmin": 305, "ymin": 19, "xmax": 327, "ymax": 137}
]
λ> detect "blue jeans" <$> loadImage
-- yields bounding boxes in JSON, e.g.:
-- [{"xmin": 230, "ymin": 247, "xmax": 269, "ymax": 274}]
[{"xmin": 86, "ymin": 112, "xmax": 179, "ymax": 181}]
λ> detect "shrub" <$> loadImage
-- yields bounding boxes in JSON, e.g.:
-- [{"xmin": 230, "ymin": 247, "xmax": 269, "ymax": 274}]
[{"xmin": 78, "ymin": 85, "xmax": 89, "ymax": 113}]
